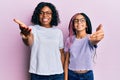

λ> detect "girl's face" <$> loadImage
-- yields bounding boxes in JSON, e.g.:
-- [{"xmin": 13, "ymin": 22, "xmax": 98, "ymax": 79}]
[
  {"xmin": 39, "ymin": 6, "xmax": 52, "ymax": 28},
  {"xmin": 73, "ymin": 14, "xmax": 87, "ymax": 32}
]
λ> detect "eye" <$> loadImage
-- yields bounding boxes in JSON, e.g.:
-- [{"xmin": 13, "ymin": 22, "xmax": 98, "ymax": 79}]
[
  {"xmin": 39, "ymin": 11, "xmax": 52, "ymax": 15},
  {"xmin": 80, "ymin": 19, "xmax": 86, "ymax": 23},
  {"xmin": 39, "ymin": 11, "xmax": 44, "ymax": 14},
  {"xmin": 73, "ymin": 18, "xmax": 86, "ymax": 23},
  {"xmin": 74, "ymin": 19, "xmax": 79, "ymax": 23}
]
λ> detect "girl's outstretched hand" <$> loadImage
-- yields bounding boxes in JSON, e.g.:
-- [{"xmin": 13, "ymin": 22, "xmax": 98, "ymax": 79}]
[
  {"xmin": 13, "ymin": 19, "xmax": 32, "ymax": 37},
  {"xmin": 89, "ymin": 24, "xmax": 104, "ymax": 44}
]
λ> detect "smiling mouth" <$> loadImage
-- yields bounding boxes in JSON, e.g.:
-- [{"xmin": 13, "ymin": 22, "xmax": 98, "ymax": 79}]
[{"xmin": 42, "ymin": 18, "xmax": 49, "ymax": 22}]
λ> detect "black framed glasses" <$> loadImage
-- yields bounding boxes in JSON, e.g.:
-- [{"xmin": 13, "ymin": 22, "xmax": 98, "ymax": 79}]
[
  {"xmin": 39, "ymin": 11, "xmax": 52, "ymax": 16},
  {"xmin": 74, "ymin": 18, "xmax": 86, "ymax": 23}
]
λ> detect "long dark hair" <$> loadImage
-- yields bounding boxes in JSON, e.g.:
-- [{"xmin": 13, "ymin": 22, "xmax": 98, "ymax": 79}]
[
  {"xmin": 69, "ymin": 13, "xmax": 92, "ymax": 37},
  {"xmin": 68, "ymin": 13, "xmax": 96, "ymax": 63},
  {"xmin": 68, "ymin": 13, "xmax": 92, "ymax": 45},
  {"xmin": 31, "ymin": 2, "xmax": 60, "ymax": 26}
]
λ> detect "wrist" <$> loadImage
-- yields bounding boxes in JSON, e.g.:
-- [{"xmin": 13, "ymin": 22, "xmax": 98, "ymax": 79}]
[{"xmin": 20, "ymin": 33, "xmax": 28, "ymax": 39}]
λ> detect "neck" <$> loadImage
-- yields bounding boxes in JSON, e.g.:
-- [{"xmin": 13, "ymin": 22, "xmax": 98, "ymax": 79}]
[
  {"xmin": 76, "ymin": 31, "xmax": 87, "ymax": 39},
  {"xmin": 42, "ymin": 24, "xmax": 51, "ymax": 28}
]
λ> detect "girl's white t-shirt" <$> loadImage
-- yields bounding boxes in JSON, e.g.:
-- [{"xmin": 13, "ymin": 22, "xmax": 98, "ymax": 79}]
[{"xmin": 29, "ymin": 25, "xmax": 64, "ymax": 75}]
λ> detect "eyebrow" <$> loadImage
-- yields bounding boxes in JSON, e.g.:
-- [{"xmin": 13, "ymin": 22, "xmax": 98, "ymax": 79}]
[
  {"xmin": 40, "ymin": 10, "xmax": 52, "ymax": 12},
  {"xmin": 74, "ymin": 18, "xmax": 85, "ymax": 20}
]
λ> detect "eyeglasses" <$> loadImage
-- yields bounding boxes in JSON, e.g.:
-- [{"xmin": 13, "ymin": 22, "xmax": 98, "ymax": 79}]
[
  {"xmin": 39, "ymin": 11, "xmax": 52, "ymax": 16},
  {"xmin": 73, "ymin": 18, "xmax": 86, "ymax": 23}
]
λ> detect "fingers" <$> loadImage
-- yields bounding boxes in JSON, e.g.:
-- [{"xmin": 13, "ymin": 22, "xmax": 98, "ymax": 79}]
[
  {"xmin": 13, "ymin": 18, "xmax": 32, "ymax": 36},
  {"xmin": 13, "ymin": 19, "xmax": 26, "ymax": 27},
  {"xmin": 90, "ymin": 32, "xmax": 104, "ymax": 41},
  {"xmin": 93, "ymin": 24, "xmax": 104, "ymax": 37},
  {"xmin": 93, "ymin": 30, "xmax": 104, "ymax": 36},
  {"xmin": 20, "ymin": 27, "xmax": 32, "ymax": 36},
  {"xmin": 91, "ymin": 31, "xmax": 104, "ymax": 38},
  {"xmin": 90, "ymin": 26, "xmax": 104, "ymax": 40},
  {"xmin": 90, "ymin": 34, "xmax": 103, "ymax": 42},
  {"xmin": 96, "ymin": 24, "xmax": 103, "ymax": 31},
  {"xmin": 90, "ymin": 32, "xmax": 97, "ymax": 38},
  {"xmin": 89, "ymin": 24, "xmax": 104, "ymax": 44},
  {"xmin": 13, "ymin": 18, "xmax": 28, "ymax": 30}
]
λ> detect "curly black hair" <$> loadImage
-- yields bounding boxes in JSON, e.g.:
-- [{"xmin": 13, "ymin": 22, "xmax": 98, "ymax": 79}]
[{"xmin": 31, "ymin": 2, "xmax": 60, "ymax": 26}]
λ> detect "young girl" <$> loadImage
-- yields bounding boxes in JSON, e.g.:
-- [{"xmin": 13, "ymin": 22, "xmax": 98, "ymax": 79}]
[
  {"xmin": 14, "ymin": 2, "xmax": 64, "ymax": 80},
  {"xmin": 64, "ymin": 13, "xmax": 104, "ymax": 80}
]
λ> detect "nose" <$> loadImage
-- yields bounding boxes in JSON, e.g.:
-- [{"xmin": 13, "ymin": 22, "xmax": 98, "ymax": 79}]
[{"xmin": 42, "ymin": 13, "xmax": 48, "ymax": 17}]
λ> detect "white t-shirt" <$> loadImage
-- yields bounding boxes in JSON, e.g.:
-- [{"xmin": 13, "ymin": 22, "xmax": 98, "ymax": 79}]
[{"xmin": 29, "ymin": 25, "xmax": 64, "ymax": 75}]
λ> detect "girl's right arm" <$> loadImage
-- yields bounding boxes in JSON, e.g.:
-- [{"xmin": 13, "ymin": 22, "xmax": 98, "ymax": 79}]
[
  {"xmin": 13, "ymin": 19, "xmax": 34, "ymax": 46},
  {"xmin": 64, "ymin": 52, "xmax": 70, "ymax": 80},
  {"xmin": 89, "ymin": 24, "xmax": 104, "ymax": 45}
]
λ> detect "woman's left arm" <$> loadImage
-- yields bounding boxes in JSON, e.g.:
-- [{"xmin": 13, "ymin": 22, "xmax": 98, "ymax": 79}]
[
  {"xmin": 89, "ymin": 24, "xmax": 104, "ymax": 45},
  {"xmin": 60, "ymin": 49, "xmax": 65, "ymax": 69}
]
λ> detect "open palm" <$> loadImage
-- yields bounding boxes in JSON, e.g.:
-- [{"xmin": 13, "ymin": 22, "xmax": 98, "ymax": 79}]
[{"xmin": 13, "ymin": 19, "xmax": 31, "ymax": 36}]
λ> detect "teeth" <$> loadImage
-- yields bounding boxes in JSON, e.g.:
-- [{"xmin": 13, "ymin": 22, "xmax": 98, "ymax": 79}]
[{"xmin": 43, "ymin": 18, "xmax": 48, "ymax": 21}]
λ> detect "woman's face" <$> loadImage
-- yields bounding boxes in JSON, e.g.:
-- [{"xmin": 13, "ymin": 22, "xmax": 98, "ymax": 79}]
[
  {"xmin": 73, "ymin": 14, "xmax": 87, "ymax": 32},
  {"xmin": 39, "ymin": 6, "xmax": 52, "ymax": 28}
]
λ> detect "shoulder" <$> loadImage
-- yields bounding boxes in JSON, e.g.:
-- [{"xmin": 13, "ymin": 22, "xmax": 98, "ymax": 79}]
[
  {"xmin": 53, "ymin": 27, "xmax": 62, "ymax": 30},
  {"xmin": 29, "ymin": 25, "xmax": 40, "ymax": 29},
  {"xmin": 65, "ymin": 35, "xmax": 75, "ymax": 43},
  {"xmin": 53, "ymin": 27, "xmax": 63, "ymax": 33},
  {"xmin": 29, "ymin": 25, "xmax": 40, "ymax": 34},
  {"xmin": 66, "ymin": 37, "xmax": 70, "ymax": 41}
]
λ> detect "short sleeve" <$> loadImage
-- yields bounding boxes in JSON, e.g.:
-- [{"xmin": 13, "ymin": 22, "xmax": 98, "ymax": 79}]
[
  {"xmin": 88, "ymin": 40, "xmax": 97, "ymax": 50},
  {"xmin": 59, "ymin": 30, "xmax": 64, "ymax": 49},
  {"xmin": 64, "ymin": 37, "xmax": 70, "ymax": 52},
  {"xmin": 29, "ymin": 25, "xmax": 35, "ymax": 34},
  {"xmin": 87, "ymin": 34, "xmax": 98, "ymax": 49}
]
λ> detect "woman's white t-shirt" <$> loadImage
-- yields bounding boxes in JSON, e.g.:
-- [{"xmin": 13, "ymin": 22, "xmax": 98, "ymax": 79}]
[{"xmin": 29, "ymin": 25, "xmax": 64, "ymax": 75}]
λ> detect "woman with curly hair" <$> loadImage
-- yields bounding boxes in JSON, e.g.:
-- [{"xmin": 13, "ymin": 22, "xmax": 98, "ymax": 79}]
[{"xmin": 14, "ymin": 2, "xmax": 64, "ymax": 80}]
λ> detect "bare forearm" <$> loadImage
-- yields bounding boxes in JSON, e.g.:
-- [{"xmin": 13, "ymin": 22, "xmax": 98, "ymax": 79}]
[
  {"xmin": 60, "ymin": 49, "xmax": 65, "ymax": 69},
  {"xmin": 21, "ymin": 33, "xmax": 33, "ymax": 46},
  {"xmin": 64, "ymin": 65, "xmax": 68, "ymax": 80},
  {"xmin": 61, "ymin": 55, "xmax": 65, "ymax": 69},
  {"xmin": 90, "ymin": 24, "xmax": 104, "ymax": 45},
  {"xmin": 64, "ymin": 53, "xmax": 69, "ymax": 80}
]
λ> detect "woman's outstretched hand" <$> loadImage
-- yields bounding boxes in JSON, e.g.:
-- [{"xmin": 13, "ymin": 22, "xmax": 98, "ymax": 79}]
[
  {"xmin": 13, "ymin": 19, "xmax": 33, "ymax": 46},
  {"xmin": 13, "ymin": 19, "xmax": 32, "ymax": 36}
]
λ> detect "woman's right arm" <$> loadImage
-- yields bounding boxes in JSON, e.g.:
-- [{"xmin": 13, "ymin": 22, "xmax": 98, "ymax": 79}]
[
  {"xmin": 21, "ymin": 32, "xmax": 33, "ymax": 46},
  {"xmin": 64, "ymin": 52, "xmax": 70, "ymax": 80},
  {"xmin": 13, "ymin": 19, "xmax": 34, "ymax": 46}
]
